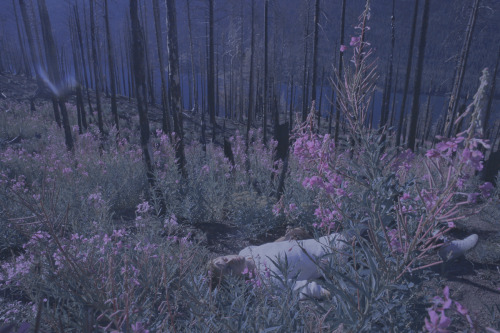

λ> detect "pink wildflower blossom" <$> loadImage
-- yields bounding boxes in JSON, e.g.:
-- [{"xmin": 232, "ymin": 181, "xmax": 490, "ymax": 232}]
[
  {"xmin": 349, "ymin": 36, "xmax": 361, "ymax": 47},
  {"xmin": 425, "ymin": 149, "xmax": 441, "ymax": 159},
  {"xmin": 479, "ymin": 182, "xmax": 494, "ymax": 198}
]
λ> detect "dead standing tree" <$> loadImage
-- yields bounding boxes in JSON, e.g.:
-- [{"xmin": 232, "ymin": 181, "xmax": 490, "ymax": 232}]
[
  {"xmin": 104, "ymin": 0, "xmax": 119, "ymax": 132},
  {"xmin": 246, "ymin": 0, "xmax": 255, "ymax": 148},
  {"xmin": 89, "ymin": 0, "xmax": 104, "ymax": 134},
  {"xmin": 208, "ymin": 0, "xmax": 216, "ymax": 143},
  {"xmin": 333, "ymin": 0, "xmax": 346, "ymax": 145},
  {"xmin": 73, "ymin": 3, "xmax": 94, "ymax": 116},
  {"xmin": 130, "ymin": 0, "xmax": 155, "ymax": 187},
  {"xmin": 310, "ymin": 0, "xmax": 320, "ymax": 130},
  {"xmin": 37, "ymin": 0, "xmax": 73, "ymax": 151},
  {"xmin": 395, "ymin": 0, "xmax": 419, "ymax": 147},
  {"xmin": 443, "ymin": 0, "xmax": 481, "ymax": 138},
  {"xmin": 13, "ymin": 0, "xmax": 31, "ymax": 77},
  {"xmin": 152, "ymin": 0, "xmax": 172, "ymax": 135},
  {"xmin": 18, "ymin": 0, "xmax": 44, "ymax": 112},
  {"xmin": 263, "ymin": 0, "xmax": 269, "ymax": 145},
  {"xmin": 69, "ymin": 14, "xmax": 88, "ymax": 133},
  {"xmin": 186, "ymin": 0, "xmax": 197, "ymax": 114},
  {"xmin": 407, "ymin": 0, "xmax": 430, "ymax": 152},
  {"xmin": 165, "ymin": 0, "xmax": 188, "ymax": 178}
]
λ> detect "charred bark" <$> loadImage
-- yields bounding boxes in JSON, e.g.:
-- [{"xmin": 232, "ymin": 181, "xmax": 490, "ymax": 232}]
[
  {"xmin": 152, "ymin": 0, "xmax": 172, "ymax": 134},
  {"xmin": 396, "ymin": 0, "xmax": 419, "ymax": 147},
  {"xmin": 311, "ymin": 0, "xmax": 320, "ymax": 127},
  {"xmin": 263, "ymin": 0, "xmax": 269, "ymax": 144},
  {"xmin": 89, "ymin": 0, "xmax": 104, "ymax": 134},
  {"xmin": 73, "ymin": 3, "xmax": 94, "ymax": 115},
  {"xmin": 443, "ymin": 0, "xmax": 481, "ymax": 137},
  {"xmin": 130, "ymin": 0, "xmax": 157, "ymax": 192},
  {"xmin": 407, "ymin": 0, "xmax": 430, "ymax": 151},
  {"xmin": 104, "ymin": 0, "xmax": 119, "ymax": 132},
  {"xmin": 165, "ymin": 0, "xmax": 188, "ymax": 178},
  {"xmin": 334, "ymin": 0, "xmax": 346, "ymax": 145},
  {"xmin": 208, "ymin": 0, "xmax": 216, "ymax": 142},
  {"xmin": 246, "ymin": 0, "xmax": 255, "ymax": 148},
  {"xmin": 37, "ymin": 0, "xmax": 73, "ymax": 150}
]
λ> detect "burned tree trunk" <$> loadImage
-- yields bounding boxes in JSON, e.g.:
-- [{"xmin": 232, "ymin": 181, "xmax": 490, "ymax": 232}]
[
  {"xmin": 301, "ymin": 4, "xmax": 310, "ymax": 123},
  {"xmin": 208, "ymin": 0, "xmax": 216, "ymax": 142},
  {"xmin": 18, "ymin": 0, "xmax": 45, "ymax": 112},
  {"xmin": 186, "ymin": 0, "xmax": 197, "ymax": 113},
  {"xmin": 263, "ymin": 0, "xmax": 269, "ymax": 144},
  {"xmin": 484, "ymin": 46, "xmax": 500, "ymax": 138},
  {"xmin": 380, "ymin": 0, "xmax": 395, "ymax": 130},
  {"xmin": 130, "ymin": 0, "xmax": 155, "ymax": 187},
  {"xmin": 141, "ymin": 3, "xmax": 155, "ymax": 105},
  {"xmin": 443, "ymin": 0, "xmax": 481, "ymax": 137},
  {"xmin": 18, "ymin": 0, "xmax": 38, "ymax": 74},
  {"xmin": 13, "ymin": 0, "xmax": 30, "ymax": 76},
  {"xmin": 396, "ymin": 0, "xmax": 419, "ymax": 147},
  {"xmin": 153, "ymin": 0, "xmax": 172, "ymax": 134},
  {"xmin": 317, "ymin": 67, "xmax": 324, "ymax": 131},
  {"xmin": 407, "ymin": 0, "xmax": 430, "ymax": 151},
  {"xmin": 69, "ymin": 16, "xmax": 87, "ymax": 132},
  {"xmin": 89, "ymin": 0, "xmax": 104, "ymax": 134},
  {"xmin": 104, "ymin": 0, "xmax": 119, "ymax": 132},
  {"xmin": 165, "ymin": 0, "xmax": 188, "ymax": 178},
  {"xmin": 334, "ymin": 0, "xmax": 346, "ymax": 145},
  {"xmin": 246, "ymin": 0, "xmax": 255, "ymax": 148},
  {"xmin": 73, "ymin": 3, "xmax": 94, "ymax": 115},
  {"xmin": 311, "ymin": 0, "xmax": 320, "ymax": 127},
  {"xmin": 37, "ymin": 0, "xmax": 73, "ymax": 151},
  {"xmin": 290, "ymin": 75, "xmax": 294, "ymax": 133}
]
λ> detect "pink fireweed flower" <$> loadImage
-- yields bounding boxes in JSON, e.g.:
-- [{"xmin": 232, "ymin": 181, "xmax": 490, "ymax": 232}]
[
  {"xmin": 62, "ymin": 167, "xmax": 73, "ymax": 175},
  {"xmin": 349, "ymin": 36, "xmax": 361, "ymax": 47},
  {"xmin": 387, "ymin": 228, "xmax": 404, "ymax": 253},
  {"xmin": 340, "ymin": 44, "xmax": 347, "ymax": 52},
  {"xmin": 436, "ymin": 136, "xmax": 464, "ymax": 156},
  {"xmin": 433, "ymin": 286, "xmax": 453, "ymax": 310},
  {"xmin": 461, "ymin": 148, "xmax": 484, "ymax": 171},
  {"xmin": 425, "ymin": 309, "xmax": 451, "ymax": 333},
  {"xmin": 103, "ymin": 234, "xmax": 112, "ymax": 245},
  {"xmin": 455, "ymin": 301, "xmax": 474, "ymax": 328},
  {"xmin": 136, "ymin": 201, "xmax": 151, "ymax": 214},
  {"xmin": 164, "ymin": 214, "xmax": 178, "ymax": 227},
  {"xmin": 455, "ymin": 301, "xmax": 467, "ymax": 316},
  {"xmin": 272, "ymin": 202, "xmax": 281, "ymax": 216},
  {"xmin": 88, "ymin": 192, "xmax": 104, "ymax": 206},
  {"xmin": 479, "ymin": 182, "xmax": 494, "ymax": 198},
  {"xmin": 425, "ymin": 149, "xmax": 441, "ymax": 159},
  {"xmin": 467, "ymin": 192, "xmax": 480, "ymax": 203}
]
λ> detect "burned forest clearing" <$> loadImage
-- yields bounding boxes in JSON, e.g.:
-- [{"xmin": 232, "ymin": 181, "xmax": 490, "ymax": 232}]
[{"xmin": 1, "ymin": 0, "xmax": 500, "ymax": 332}]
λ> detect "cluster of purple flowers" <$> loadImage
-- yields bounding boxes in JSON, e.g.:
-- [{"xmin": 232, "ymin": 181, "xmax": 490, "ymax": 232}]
[{"xmin": 425, "ymin": 286, "xmax": 474, "ymax": 333}]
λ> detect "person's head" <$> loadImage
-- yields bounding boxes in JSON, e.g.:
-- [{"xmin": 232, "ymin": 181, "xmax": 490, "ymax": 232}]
[{"xmin": 207, "ymin": 255, "xmax": 254, "ymax": 287}]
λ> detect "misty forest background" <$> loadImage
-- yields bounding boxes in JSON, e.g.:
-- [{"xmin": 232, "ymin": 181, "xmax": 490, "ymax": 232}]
[{"xmin": 0, "ymin": 0, "xmax": 499, "ymax": 160}]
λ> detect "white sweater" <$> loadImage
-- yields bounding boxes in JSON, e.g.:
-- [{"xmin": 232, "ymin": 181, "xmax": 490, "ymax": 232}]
[{"xmin": 238, "ymin": 233, "xmax": 347, "ymax": 298}]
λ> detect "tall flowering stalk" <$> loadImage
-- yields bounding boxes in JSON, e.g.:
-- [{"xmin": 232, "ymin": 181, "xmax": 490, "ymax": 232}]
[
  {"xmin": 394, "ymin": 68, "xmax": 493, "ymax": 277},
  {"xmin": 292, "ymin": 3, "xmax": 495, "ymax": 285},
  {"xmin": 331, "ymin": 1, "xmax": 378, "ymax": 138}
]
